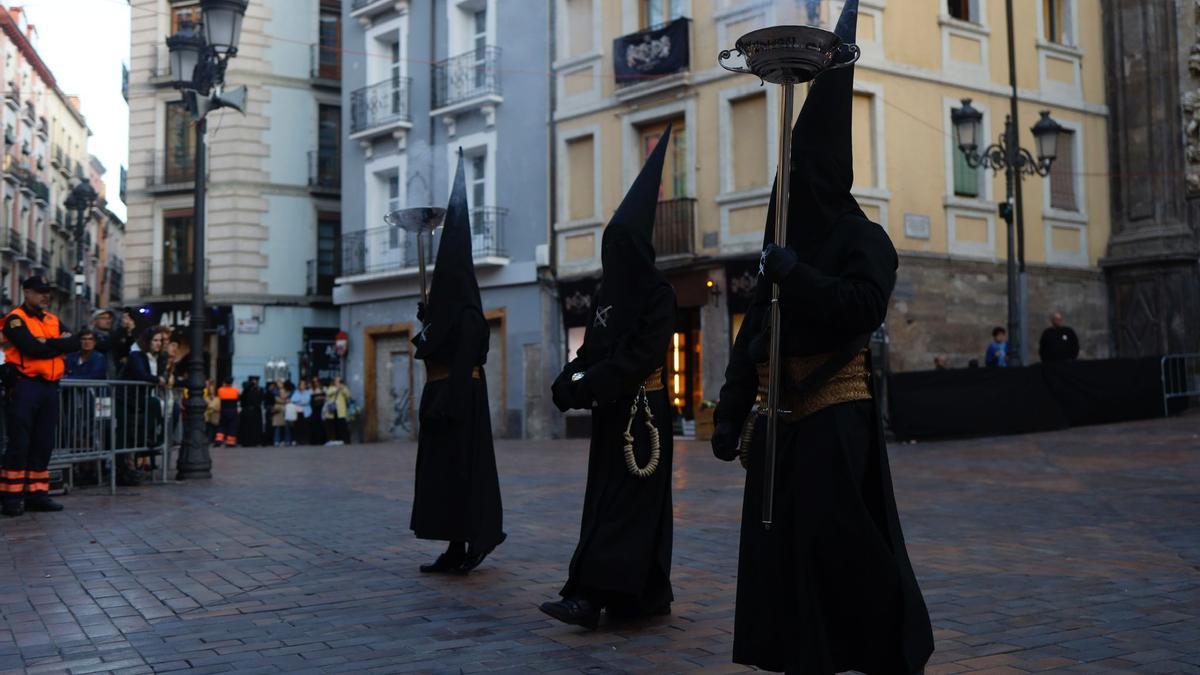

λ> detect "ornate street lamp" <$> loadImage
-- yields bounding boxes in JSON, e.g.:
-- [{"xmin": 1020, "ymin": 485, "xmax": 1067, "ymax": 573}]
[
  {"xmin": 64, "ymin": 179, "xmax": 97, "ymax": 330},
  {"xmin": 951, "ymin": 98, "xmax": 1063, "ymax": 366},
  {"xmin": 166, "ymin": 0, "xmax": 249, "ymax": 481}
]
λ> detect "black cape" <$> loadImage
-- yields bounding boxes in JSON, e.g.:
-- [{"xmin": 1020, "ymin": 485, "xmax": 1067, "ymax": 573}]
[
  {"xmin": 238, "ymin": 382, "xmax": 264, "ymax": 447},
  {"xmin": 552, "ymin": 125, "xmax": 677, "ymax": 612},
  {"xmin": 409, "ymin": 152, "xmax": 504, "ymax": 549},
  {"xmin": 714, "ymin": 1, "xmax": 933, "ymax": 671},
  {"xmin": 1039, "ymin": 326, "xmax": 1079, "ymax": 363}
]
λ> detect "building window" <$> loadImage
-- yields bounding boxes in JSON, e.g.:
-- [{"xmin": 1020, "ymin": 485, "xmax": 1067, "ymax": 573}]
[
  {"xmin": 317, "ymin": 104, "xmax": 340, "ymax": 186},
  {"xmin": 566, "ymin": 135, "xmax": 595, "ymax": 221},
  {"xmin": 947, "ymin": 0, "xmax": 980, "ymax": 23},
  {"xmin": 171, "ymin": 4, "xmax": 202, "ymax": 33},
  {"xmin": 852, "ymin": 93, "xmax": 877, "ymax": 189},
  {"xmin": 121, "ymin": 64, "xmax": 129, "ymax": 102},
  {"xmin": 564, "ymin": 0, "xmax": 593, "ymax": 57},
  {"xmin": 164, "ymin": 101, "xmax": 196, "ymax": 183},
  {"xmin": 162, "ymin": 209, "xmax": 193, "ymax": 295},
  {"xmin": 640, "ymin": 0, "xmax": 685, "ymax": 29},
  {"xmin": 950, "ymin": 111, "xmax": 981, "ymax": 198},
  {"xmin": 384, "ymin": 171, "xmax": 402, "ymax": 248},
  {"xmin": 318, "ymin": 9, "xmax": 342, "ymax": 79},
  {"xmin": 1042, "ymin": 0, "xmax": 1074, "ymax": 45},
  {"xmin": 730, "ymin": 94, "xmax": 768, "ymax": 192},
  {"xmin": 469, "ymin": 153, "xmax": 486, "ymax": 209},
  {"xmin": 472, "ymin": 10, "xmax": 488, "ymax": 89},
  {"xmin": 640, "ymin": 118, "xmax": 687, "ymax": 199},
  {"xmin": 317, "ymin": 212, "xmax": 339, "ymax": 292},
  {"xmin": 1049, "ymin": 130, "xmax": 1077, "ymax": 211}
]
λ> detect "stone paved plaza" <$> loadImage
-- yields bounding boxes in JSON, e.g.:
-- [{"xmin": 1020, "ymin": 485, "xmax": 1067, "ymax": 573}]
[{"xmin": 0, "ymin": 415, "xmax": 1198, "ymax": 674}]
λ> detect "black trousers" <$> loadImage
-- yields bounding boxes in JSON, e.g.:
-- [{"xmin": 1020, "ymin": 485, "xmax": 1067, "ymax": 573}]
[{"xmin": 2, "ymin": 378, "xmax": 60, "ymax": 500}]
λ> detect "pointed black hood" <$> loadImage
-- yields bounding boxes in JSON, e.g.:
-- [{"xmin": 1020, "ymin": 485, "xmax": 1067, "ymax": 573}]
[
  {"xmin": 586, "ymin": 124, "xmax": 672, "ymax": 348},
  {"xmin": 763, "ymin": 0, "xmax": 863, "ymax": 249},
  {"xmin": 414, "ymin": 150, "xmax": 483, "ymax": 359}
]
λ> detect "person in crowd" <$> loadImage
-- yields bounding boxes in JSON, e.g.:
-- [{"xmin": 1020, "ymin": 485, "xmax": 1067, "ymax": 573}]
[
  {"xmin": 324, "ymin": 376, "xmax": 351, "ymax": 446},
  {"xmin": 270, "ymin": 379, "xmax": 290, "ymax": 447},
  {"xmin": 985, "ymin": 326, "xmax": 1008, "ymax": 368},
  {"xmin": 215, "ymin": 377, "xmax": 240, "ymax": 447},
  {"xmin": 108, "ymin": 308, "xmax": 140, "ymax": 377},
  {"xmin": 204, "ymin": 378, "xmax": 220, "ymax": 443},
  {"xmin": 290, "ymin": 379, "xmax": 310, "ymax": 445},
  {"xmin": 123, "ymin": 326, "xmax": 166, "ymax": 384},
  {"xmin": 710, "ymin": 3, "xmax": 933, "ymax": 672},
  {"xmin": 1, "ymin": 275, "xmax": 83, "ymax": 517},
  {"xmin": 65, "ymin": 329, "xmax": 108, "ymax": 380},
  {"xmin": 409, "ymin": 152, "xmax": 506, "ymax": 576},
  {"xmin": 1039, "ymin": 310, "xmax": 1080, "ymax": 363},
  {"xmin": 933, "ymin": 354, "xmax": 948, "ymax": 370},
  {"xmin": 542, "ymin": 126, "xmax": 677, "ymax": 628},
  {"xmin": 309, "ymin": 377, "xmax": 328, "ymax": 446},
  {"xmin": 116, "ymin": 326, "xmax": 169, "ymax": 486},
  {"xmin": 261, "ymin": 378, "xmax": 278, "ymax": 446},
  {"xmin": 238, "ymin": 376, "xmax": 265, "ymax": 447}
]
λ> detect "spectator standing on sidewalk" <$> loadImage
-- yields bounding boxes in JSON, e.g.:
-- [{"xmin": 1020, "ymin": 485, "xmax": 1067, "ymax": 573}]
[
  {"xmin": 108, "ymin": 309, "xmax": 140, "ymax": 378},
  {"xmin": 309, "ymin": 377, "xmax": 327, "ymax": 446},
  {"xmin": 324, "ymin": 376, "xmax": 351, "ymax": 445},
  {"xmin": 985, "ymin": 327, "xmax": 1009, "ymax": 368},
  {"xmin": 270, "ymin": 380, "xmax": 289, "ymax": 446},
  {"xmin": 204, "ymin": 378, "xmax": 220, "ymax": 443},
  {"xmin": 238, "ymin": 376, "xmax": 265, "ymax": 447},
  {"xmin": 1039, "ymin": 311, "xmax": 1080, "ymax": 363},
  {"xmin": 65, "ymin": 329, "xmax": 107, "ymax": 380},
  {"xmin": 290, "ymin": 379, "xmax": 311, "ymax": 445}
]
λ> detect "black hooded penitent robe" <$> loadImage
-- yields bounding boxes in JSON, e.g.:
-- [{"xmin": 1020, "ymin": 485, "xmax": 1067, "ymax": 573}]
[
  {"xmin": 409, "ymin": 152, "xmax": 504, "ymax": 550},
  {"xmin": 552, "ymin": 126, "xmax": 677, "ymax": 614},
  {"xmin": 714, "ymin": 2, "xmax": 933, "ymax": 673}
]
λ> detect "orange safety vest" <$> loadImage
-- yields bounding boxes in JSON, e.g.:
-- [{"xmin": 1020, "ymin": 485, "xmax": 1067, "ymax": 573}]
[
  {"xmin": 3, "ymin": 306, "xmax": 65, "ymax": 381},
  {"xmin": 217, "ymin": 385, "xmax": 239, "ymax": 401}
]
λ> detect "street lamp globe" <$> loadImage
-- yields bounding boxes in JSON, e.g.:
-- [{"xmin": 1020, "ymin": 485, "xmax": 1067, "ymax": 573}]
[
  {"xmin": 200, "ymin": 0, "xmax": 249, "ymax": 57},
  {"xmin": 64, "ymin": 179, "xmax": 97, "ymax": 221},
  {"xmin": 1031, "ymin": 110, "xmax": 1064, "ymax": 165},
  {"xmin": 166, "ymin": 24, "xmax": 206, "ymax": 89},
  {"xmin": 951, "ymin": 98, "xmax": 984, "ymax": 155}
]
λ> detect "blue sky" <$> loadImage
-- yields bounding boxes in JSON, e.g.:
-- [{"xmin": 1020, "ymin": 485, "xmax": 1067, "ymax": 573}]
[{"xmin": 18, "ymin": 0, "xmax": 130, "ymax": 221}]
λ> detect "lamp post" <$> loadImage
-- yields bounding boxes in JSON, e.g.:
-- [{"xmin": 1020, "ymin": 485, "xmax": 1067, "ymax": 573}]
[
  {"xmin": 951, "ymin": 99, "xmax": 1062, "ymax": 366},
  {"xmin": 64, "ymin": 180, "xmax": 97, "ymax": 331},
  {"xmin": 166, "ymin": 0, "xmax": 249, "ymax": 481}
]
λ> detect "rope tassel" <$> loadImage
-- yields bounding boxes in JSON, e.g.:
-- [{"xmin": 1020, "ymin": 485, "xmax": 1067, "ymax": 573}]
[{"xmin": 623, "ymin": 385, "xmax": 661, "ymax": 478}]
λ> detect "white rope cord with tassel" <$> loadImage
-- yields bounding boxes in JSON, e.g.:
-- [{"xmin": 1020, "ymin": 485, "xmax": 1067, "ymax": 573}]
[{"xmin": 622, "ymin": 384, "xmax": 661, "ymax": 478}]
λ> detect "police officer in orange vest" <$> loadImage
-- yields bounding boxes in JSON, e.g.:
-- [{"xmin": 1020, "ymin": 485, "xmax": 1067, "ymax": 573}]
[{"xmin": 1, "ymin": 275, "xmax": 81, "ymax": 517}]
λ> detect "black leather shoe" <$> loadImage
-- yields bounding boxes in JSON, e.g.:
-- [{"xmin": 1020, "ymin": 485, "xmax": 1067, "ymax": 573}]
[
  {"xmin": 23, "ymin": 497, "xmax": 64, "ymax": 512},
  {"xmin": 419, "ymin": 550, "xmax": 466, "ymax": 574},
  {"xmin": 455, "ymin": 532, "xmax": 507, "ymax": 574},
  {"xmin": 1, "ymin": 499, "xmax": 23, "ymax": 517},
  {"xmin": 539, "ymin": 598, "xmax": 600, "ymax": 630}
]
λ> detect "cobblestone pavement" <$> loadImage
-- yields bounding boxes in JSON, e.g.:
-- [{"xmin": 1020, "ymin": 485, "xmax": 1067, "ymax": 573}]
[{"xmin": 0, "ymin": 415, "xmax": 1197, "ymax": 674}]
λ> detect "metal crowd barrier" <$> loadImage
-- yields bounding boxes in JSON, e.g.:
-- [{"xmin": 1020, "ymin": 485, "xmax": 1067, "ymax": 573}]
[
  {"xmin": 1161, "ymin": 353, "xmax": 1200, "ymax": 417},
  {"xmin": 52, "ymin": 380, "xmax": 172, "ymax": 494}
]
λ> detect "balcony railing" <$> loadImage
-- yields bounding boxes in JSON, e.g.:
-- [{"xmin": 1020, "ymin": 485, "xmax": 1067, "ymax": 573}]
[
  {"xmin": 653, "ymin": 197, "xmax": 696, "ymax": 257},
  {"xmin": 350, "ymin": 77, "xmax": 411, "ymax": 134},
  {"xmin": 145, "ymin": 151, "xmax": 196, "ymax": 189},
  {"xmin": 30, "ymin": 179, "xmax": 49, "ymax": 203},
  {"xmin": 311, "ymin": 43, "xmax": 341, "ymax": 82},
  {"xmin": 341, "ymin": 206, "xmax": 507, "ymax": 278},
  {"xmin": 126, "ymin": 258, "xmax": 210, "ymax": 298},
  {"xmin": 613, "ymin": 18, "xmax": 691, "ymax": 88},
  {"xmin": 107, "ymin": 268, "xmax": 123, "ymax": 304},
  {"xmin": 432, "ymin": 47, "xmax": 502, "ymax": 110},
  {"xmin": 55, "ymin": 267, "xmax": 72, "ymax": 291},
  {"xmin": 306, "ymin": 259, "xmax": 336, "ymax": 296},
  {"xmin": 308, "ymin": 150, "xmax": 340, "ymax": 193},
  {"xmin": 25, "ymin": 237, "xmax": 37, "ymax": 260},
  {"xmin": 39, "ymin": 247, "xmax": 50, "ymax": 269},
  {"xmin": 1, "ymin": 229, "xmax": 20, "ymax": 254}
]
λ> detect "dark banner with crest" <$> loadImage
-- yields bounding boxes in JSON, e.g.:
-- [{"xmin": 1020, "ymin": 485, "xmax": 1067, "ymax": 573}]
[
  {"xmin": 613, "ymin": 18, "xmax": 691, "ymax": 86},
  {"xmin": 558, "ymin": 276, "xmax": 602, "ymax": 329},
  {"xmin": 725, "ymin": 257, "xmax": 761, "ymax": 315}
]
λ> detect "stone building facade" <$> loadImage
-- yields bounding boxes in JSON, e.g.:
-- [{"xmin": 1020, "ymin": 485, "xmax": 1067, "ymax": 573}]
[
  {"xmin": 126, "ymin": 0, "xmax": 342, "ymax": 383},
  {"xmin": 1098, "ymin": 0, "xmax": 1200, "ymax": 357}
]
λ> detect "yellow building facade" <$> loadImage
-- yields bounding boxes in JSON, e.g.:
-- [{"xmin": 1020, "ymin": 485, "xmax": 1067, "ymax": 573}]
[{"xmin": 551, "ymin": 0, "xmax": 1110, "ymax": 423}]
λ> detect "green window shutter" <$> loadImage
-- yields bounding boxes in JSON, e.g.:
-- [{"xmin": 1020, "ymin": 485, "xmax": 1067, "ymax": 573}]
[{"xmin": 953, "ymin": 148, "xmax": 979, "ymax": 197}]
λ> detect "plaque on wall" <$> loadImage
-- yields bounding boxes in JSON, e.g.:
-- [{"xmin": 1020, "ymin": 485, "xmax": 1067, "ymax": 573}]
[{"xmin": 904, "ymin": 213, "xmax": 931, "ymax": 240}]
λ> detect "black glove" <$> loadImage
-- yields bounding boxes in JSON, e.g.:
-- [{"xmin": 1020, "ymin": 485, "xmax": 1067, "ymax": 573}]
[
  {"xmin": 711, "ymin": 421, "xmax": 741, "ymax": 462},
  {"xmin": 552, "ymin": 369, "xmax": 593, "ymax": 412},
  {"xmin": 761, "ymin": 243, "xmax": 799, "ymax": 284},
  {"xmin": 416, "ymin": 302, "xmax": 427, "ymax": 322}
]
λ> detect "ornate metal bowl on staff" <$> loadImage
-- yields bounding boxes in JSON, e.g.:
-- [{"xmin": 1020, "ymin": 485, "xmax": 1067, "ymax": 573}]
[{"xmin": 383, "ymin": 206, "xmax": 445, "ymax": 307}]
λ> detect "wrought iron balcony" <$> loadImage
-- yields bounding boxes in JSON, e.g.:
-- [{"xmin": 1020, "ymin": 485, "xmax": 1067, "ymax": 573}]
[
  {"xmin": 55, "ymin": 267, "xmax": 71, "ymax": 291},
  {"xmin": 432, "ymin": 47, "xmax": 502, "ymax": 111},
  {"xmin": 126, "ymin": 258, "xmax": 210, "ymax": 299},
  {"xmin": 30, "ymin": 179, "xmax": 49, "ymax": 204},
  {"xmin": 144, "ymin": 150, "xmax": 196, "ymax": 190},
  {"xmin": 349, "ymin": 0, "xmax": 393, "ymax": 21},
  {"xmin": 51, "ymin": 145, "xmax": 62, "ymax": 168},
  {"xmin": 341, "ymin": 206, "xmax": 507, "ymax": 279},
  {"xmin": 308, "ymin": 150, "xmax": 340, "ymax": 194},
  {"xmin": 40, "ymin": 247, "xmax": 50, "ymax": 269},
  {"xmin": 350, "ymin": 77, "xmax": 411, "ymax": 136},
  {"xmin": 653, "ymin": 198, "xmax": 697, "ymax": 258},
  {"xmin": 25, "ymin": 237, "xmax": 37, "ymax": 260},
  {"xmin": 613, "ymin": 18, "xmax": 691, "ymax": 89},
  {"xmin": 1, "ymin": 229, "xmax": 20, "ymax": 255}
]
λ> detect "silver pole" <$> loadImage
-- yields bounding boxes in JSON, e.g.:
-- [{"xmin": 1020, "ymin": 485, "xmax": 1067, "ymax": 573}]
[
  {"xmin": 763, "ymin": 82, "xmax": 795, "ymax": 530},
  {"xmin": 416, "ymin": 231, "xmax": 430, "ymax": 306}
]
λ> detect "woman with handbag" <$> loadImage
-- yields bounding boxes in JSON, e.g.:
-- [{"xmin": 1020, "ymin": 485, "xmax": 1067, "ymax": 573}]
[{"xmin": 290, "ymin": 379, "xmax": 311, "ymax": 445}]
